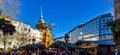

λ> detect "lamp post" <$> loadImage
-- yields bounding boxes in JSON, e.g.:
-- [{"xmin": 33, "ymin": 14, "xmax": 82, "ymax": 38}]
[
  {"xmin": 28, "ymin": 39, "xmax": 30, "ymax": 44},
  {"xmin": 64, "ymin": 34, "xmax": 69, "ymax": 43},
  {"xmin": 32, "ymin": 38, "xmax": 35, "ymax": 44}
]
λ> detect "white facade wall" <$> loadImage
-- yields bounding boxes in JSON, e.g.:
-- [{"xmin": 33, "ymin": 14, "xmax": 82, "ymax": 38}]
[
  {"xmin": 69, "ymin": 27, "xmax": 80, "ymax": 43},
  {"xmin": 54, "ymin": 37, "xmax": 65, "ymax": 42},
  {"xmin": 11, "ymin": 21, "xmax": 31, "ymax": 33},
  {"xmin": 0, "ymin": 20, "xmax": 44, "ymax": 49},
  {"xmin": 30, "ymin": 29, "xmax": 43, "ymax": 43},
  {"xmin": 67, "ymin": 13, "xmax": 113, "ymax": 42}
]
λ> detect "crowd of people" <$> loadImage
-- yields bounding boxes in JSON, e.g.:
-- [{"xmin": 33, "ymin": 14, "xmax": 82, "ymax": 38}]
[{"xmin": 0, "ymin": 48, "xmax": 91, "ymax": 55}]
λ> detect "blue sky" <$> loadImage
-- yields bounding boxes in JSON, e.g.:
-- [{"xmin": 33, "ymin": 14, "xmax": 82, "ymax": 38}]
[{"xmin": 19, "ymin": 0, "xmax": 113, "ymax": 38}]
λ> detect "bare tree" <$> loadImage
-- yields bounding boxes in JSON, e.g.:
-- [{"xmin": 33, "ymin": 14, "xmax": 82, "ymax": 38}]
[
  {"xmin": 0, "ymin": 0, "xmax": 3, "ymax": 5},
  {"xmin": 1, "ymin": 0, "xmax": 21, "ymax": 20},
  {"xmin": 0, "ymin": 0, "xmax": 3, "ymax": 14}
]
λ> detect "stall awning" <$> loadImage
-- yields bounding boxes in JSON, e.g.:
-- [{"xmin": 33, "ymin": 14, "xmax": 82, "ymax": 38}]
[{"xmin": 91, "ymin": 40, "xmax": 116, "ymax": 45}]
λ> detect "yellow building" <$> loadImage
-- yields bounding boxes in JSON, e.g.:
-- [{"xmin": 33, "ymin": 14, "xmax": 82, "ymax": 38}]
[{"xmin": 36, "ymin": 9, "xmax": 53, "ymax": 48}]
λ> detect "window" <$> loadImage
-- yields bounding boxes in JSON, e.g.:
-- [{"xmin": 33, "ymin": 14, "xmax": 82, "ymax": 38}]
[
  {"xmin": 106, "ymin": 18, "xmax": 109, "ymax": 22},
  {"xmin": 105, "ymin": 30, "xmax": 108, "ymax": 34},
  {"xmin": 28, "ymin": 29, "xmax": 31, "ymax": 32},
  {"xmin": 99, "ymin": 20, "xmax": 101, "ymax": 23},
  {"xmin": 103, "ymin": 19, "xmax": 105, "ymax": 22},
  {"xmin": 96, "ymin": 31, "xmax": 98, "ymax": 34},
  {"xmin": 103, "ymin": 30, "xmax": 105, "ymax": 34},
  {"xmin": 101, "ymin": 30, "xmax": 103, "ymax": 34},
  {"xmin": 106, "ymin": 29, "xmax": 109, "ymax": 33},
  {"xmin": 19, "ymin": 23, "xmax": 21, "ymax": 25},
  {"xmin": 116, "ymin": 0, "xmax": 120, "ymax": 2},
  {"xmin": 24, "ymin": 28, "xmax": 27, "ymax": 31},
  {"xmin": 107, "ymin": 35, "xmax": 110, "ymax": 39},
  {"xmin": 23, "ymin": 24, "xmax": 25, "ymax": 26},
  {"xmin": 116, "ymin": 4, "xmax": 120, "ymax": 10},
  {"xmin": 103, "ymin": 24, "xmax": 107, "ymax": 28},
  {"xmin": 8, "ymin": 42, "xmax": 12, "ymax": 45},
  {"xmin": 96, "ymin": 26, "xmax": 98, "ymax": 29},
  {"xmin": 99, "ymin": 25, "xmax": 101, "ymax": 29},
  {"xmin": 108, "ymin": 29, "xmax": 112, "ymax": 33},
  {"xmin": 110, "ymin": 18, "xmax": 113, "ymax": 21},
  {"xmin": 15, "ymin": 22, "xmax": 17, "ymax": 24},
  {"xmin": 99, "ymin": 30, "xmax": 101, "ymax": 34}
]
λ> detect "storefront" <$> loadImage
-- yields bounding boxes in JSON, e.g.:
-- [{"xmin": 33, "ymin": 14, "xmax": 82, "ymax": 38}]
[
  {"xmin": 80, "ymin": 43, "xmax": 98, "ymax": 55},
  {"xmin": 92, "ymin": 40, "xmax": 116, "ymax": 55}
]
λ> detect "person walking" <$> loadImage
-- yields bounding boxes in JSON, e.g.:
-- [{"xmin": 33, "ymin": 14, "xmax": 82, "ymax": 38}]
[
  {"xmin": 11, "ymin": 50, "xmax": 17, "ymax": 55},
  {"xmin": 115, "ymin": 49, "xmax": 118, "ymax": 55}
]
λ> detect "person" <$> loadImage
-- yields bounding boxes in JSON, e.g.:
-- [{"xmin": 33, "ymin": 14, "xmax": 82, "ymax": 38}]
[
  {"xmin": 26, "ymin": 50, "xmax": 31, "ymax": 55},
  {"xmin": 11, "ymin": 50, "xmax": 17, "ymax": 55},
  {"xmin": 70, "ymin": 50, "xmax": 75, "ymax": 55},
  {"xmin": 56, "ymin": 49, "xmax": 62, "ymax": 55},
  {"xmin": 74, "ymin": 49, "xmax": 79, "ymax": 55},
  {"xmin": 115, "ymin": 49, "xmax": 118, "ymax": 55},
  {"xmin": 0, "ymin": 51, "xmax": 2, "ymax": 55},
  {"xmin": 67, "ymin": 50, "xmax": 71, "ymax": 55},
  {"xmin": 17, "ymin": 50, "xmax": 23, "ymax": 55},
  {"xmin": 31, "ymin": 50, "xmax": 36, "ymax": 55},
  {"xmin": 79, "ymin": 49, "xmax": 91, "ymax": 55},
  {"xmin": 62, "ymin": 50, "xmax": 67, "ymax": 55},
  {"xmin": 2, "ymin": 51, "xmax": 7, "ymax": 55},
  {"xmin": 36, "ymin": 48, "xmax": 41, "ymax": 55},
  {"xmin": 41, "ymin": 49, "xmax": 47, "ymax": 55}
]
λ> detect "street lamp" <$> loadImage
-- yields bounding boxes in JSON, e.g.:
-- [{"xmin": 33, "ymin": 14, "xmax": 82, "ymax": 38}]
[
  {"xmin": 64, "ymin": 34, "xmax": 69, "ymax": 43},
  {"xmin": 32, "ymin": 38, "xmax": 35, "ymax": 44},
  {"xmin": 0, "ymin": 18, "xmax": 16, "ymax": 50}
]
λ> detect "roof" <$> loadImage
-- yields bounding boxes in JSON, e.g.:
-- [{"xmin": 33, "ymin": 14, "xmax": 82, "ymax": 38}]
[
  {"xmin": 83, "ymin": 13, "xmax": 113, "ymax": 26},
  {"xmin": 91, "ymin": 40, "xmax": 116, "ymax": 45},
  {"xmin": 0, "ymin": 14, "xmax": 13, "ymax": 21},
  {"xmin": 66, "ymin": 13, "xmax": 113, "ymax": 35},
  {"xmin": 67, "ymin": 24, "xmax": 83, "ymax": 33},
  {"xmin": 53, "ymin": 37, "xmax": 64, "ymax": 41}
]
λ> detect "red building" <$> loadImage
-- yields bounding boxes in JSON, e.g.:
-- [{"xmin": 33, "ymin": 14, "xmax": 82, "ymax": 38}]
[{"xmin": 114, "ymin": 0, "xmax": 120, "ymax": 20}]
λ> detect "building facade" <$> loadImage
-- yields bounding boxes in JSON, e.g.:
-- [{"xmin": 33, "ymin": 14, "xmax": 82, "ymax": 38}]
[
  {"xmin": 36, "ymin": 9, "xmax": 53, "ymax": 48},
  {"xmin": 114, "ymin": 0, "xmax": 120, "ymax": 20},
  {"xmin": 67, "ymin": 13, "xmax": 113, "ymax": 43},
  {"xmin": 66, "ymin": 24, "xmax": 82, "ymax": 43},
  {"xmin": 54, "ymin": 37, "xmax": 65, "ymax": 42},
  {"xmin": 82, "ymin": 13, "xmax": 113, "ymax": 41},
  {"xmin": 0, "ymin": 14, "xmax": 44, "ymax": 49}
]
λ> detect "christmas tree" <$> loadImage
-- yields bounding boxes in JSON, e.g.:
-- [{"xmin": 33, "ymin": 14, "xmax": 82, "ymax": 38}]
[{"xmin": 0, "ymin": 18, "xmax": 16, "ymax": 35}]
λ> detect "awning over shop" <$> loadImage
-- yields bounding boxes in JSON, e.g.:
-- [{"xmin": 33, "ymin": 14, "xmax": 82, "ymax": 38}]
[
  {"xmin": 91, "ymin": 40, "xmax": 116, "ymax": 45},
  {"xmin": 81, "ymin": 45, "xmax": 97, "ymax": 48}
]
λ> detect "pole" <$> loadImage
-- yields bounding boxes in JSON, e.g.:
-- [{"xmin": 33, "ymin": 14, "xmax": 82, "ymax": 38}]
[
  {"xmin": 3, "ymin": 34, "xmax": 6, "ymax": 51},
  {"xmin": 3, "ymin": 33, "xmax": 8, "ymax": 51},
  {"xmin": 4, "ymin": 33, "xmax": 9, "ymax": 51},
  {"xmin": 0, "ymin": 0, "xmax": 2, "ymax": 16}
]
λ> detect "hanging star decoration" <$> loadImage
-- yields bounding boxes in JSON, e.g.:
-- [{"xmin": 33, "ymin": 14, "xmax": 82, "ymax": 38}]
[{"xmin": 0, "ymin": 18, "xmax": 16, "ymax": 35}]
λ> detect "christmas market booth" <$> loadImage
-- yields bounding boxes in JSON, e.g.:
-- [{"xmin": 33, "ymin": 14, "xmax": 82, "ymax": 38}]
[
  {"xmin": 92, "ymin": 40, "xmax": 116, "ymax": 55},
  {"xmin": 75, "ymin": 40, "xmax": 98, "ymax": 55}
]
